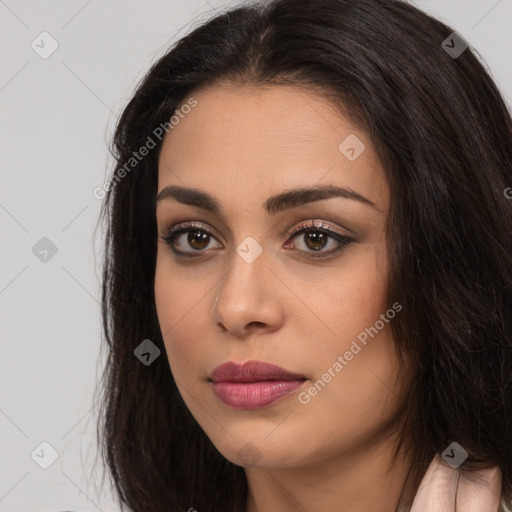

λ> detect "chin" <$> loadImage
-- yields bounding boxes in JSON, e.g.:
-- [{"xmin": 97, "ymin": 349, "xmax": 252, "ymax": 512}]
[{"xmin": 211, "ymin": 433, "xmax": 305, "ymax": 469}]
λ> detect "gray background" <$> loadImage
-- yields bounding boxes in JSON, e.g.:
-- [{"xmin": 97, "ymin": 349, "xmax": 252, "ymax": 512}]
[{"xmin": 0, "ymin": 0, "xmax": 511, "ymax": 510}]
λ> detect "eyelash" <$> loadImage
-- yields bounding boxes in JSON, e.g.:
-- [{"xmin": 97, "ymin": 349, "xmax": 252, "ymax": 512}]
[{"xmin": 159, "ymin": 220, "xmax": 354, "ymax": 260}]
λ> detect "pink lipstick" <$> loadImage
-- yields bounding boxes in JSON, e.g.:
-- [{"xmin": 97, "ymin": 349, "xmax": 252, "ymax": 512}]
[{"xmin": 209, "ymin": 360, "xmax": 307, "ymax": 409}]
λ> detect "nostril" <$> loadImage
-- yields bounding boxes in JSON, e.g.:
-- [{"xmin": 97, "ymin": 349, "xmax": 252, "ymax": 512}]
[
  {"xmin": 216, "ymin": 321, "xmax": 228, "ymax": 332},
  {"xmin": 248, "ymin": 321, "xmax": 266, "ymax": 328}
]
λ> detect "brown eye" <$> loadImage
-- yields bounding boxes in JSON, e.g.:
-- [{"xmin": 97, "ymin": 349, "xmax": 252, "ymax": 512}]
[
  {"xmin": 285, "ymin": 220, "xmax": 355, "ymax": 259},
  {"xmin": 298, "ymin": 231, "xmax": 330, "ymax": 251},
  {"xmin": 185, "ymin": 230, "xmax": 211, "ymax": 250},
  {"xmin": 160, "ymin": 222, "xmax": 222, "ymax": 256}
]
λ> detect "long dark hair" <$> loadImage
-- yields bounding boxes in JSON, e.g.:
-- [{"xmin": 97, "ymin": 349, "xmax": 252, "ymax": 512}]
[{"xmin": 94, "ymin": 0, "xmax": 512, "ymax": 510}]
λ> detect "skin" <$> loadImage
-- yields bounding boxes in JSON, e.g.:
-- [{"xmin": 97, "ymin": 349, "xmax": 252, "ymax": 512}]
[{"xmin": 154, "ymin": 82, "xmax": 414, "ymax": 512}]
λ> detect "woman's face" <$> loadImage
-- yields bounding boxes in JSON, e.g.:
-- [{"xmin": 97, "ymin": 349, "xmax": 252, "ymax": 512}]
[{"xmin": 155, "ymin": 83, "xmax": 408, "ymax": 469}]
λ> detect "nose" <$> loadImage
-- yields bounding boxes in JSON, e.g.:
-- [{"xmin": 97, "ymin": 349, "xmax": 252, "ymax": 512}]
[{"xmin": 212, "ymin": 247, "xmax": 285, "ymax": 339}]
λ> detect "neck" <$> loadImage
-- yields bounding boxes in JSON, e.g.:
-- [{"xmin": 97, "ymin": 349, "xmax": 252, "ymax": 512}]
[{"xmin": 245, "ymin": 431, "xmax": 414, "ymax": 512}]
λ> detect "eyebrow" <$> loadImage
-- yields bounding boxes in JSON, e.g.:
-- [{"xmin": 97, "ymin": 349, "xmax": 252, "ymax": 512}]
[{"xmin": 155, "ymin": 184, "xmax": 380, "ymax": 215}]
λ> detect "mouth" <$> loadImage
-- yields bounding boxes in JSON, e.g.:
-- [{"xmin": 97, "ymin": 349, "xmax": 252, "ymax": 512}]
[
  {"xmin": 208, "ymin": 360, "xmax": 307, "ymax": 409},
  {"xmin": 209, "ymin": 360, "xmax": 307, "ymax": 383}
]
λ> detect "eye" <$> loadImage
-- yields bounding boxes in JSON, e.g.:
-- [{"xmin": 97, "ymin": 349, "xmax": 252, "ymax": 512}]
[
  {"xmin": 284, "ymin": 220, "xmax": 354, "ymax": 259},
  {"xmin": 159, "ymin": 221, "xmax": 221, "ymax": 257},
  {"xmin": 159, "ymin": 219, "xmax": 355, "ymax": 259}
]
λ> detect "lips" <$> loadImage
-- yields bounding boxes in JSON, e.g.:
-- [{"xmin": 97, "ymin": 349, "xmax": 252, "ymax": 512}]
[
  {"xmin": 209, "ymin": 360, "xmax": 307, "ymax": 383},
  {"xmin": 209, "ymin": 360, "xmax": 307, "ymax": 409}
]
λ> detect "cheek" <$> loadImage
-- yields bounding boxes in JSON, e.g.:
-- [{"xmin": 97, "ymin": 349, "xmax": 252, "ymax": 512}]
[
  {"xmin": 325, "ymin": 241, "xmax": 388, "ymax": 339},
  {"xmin": 300, "ymin": 240, "xmax": 397, "ymax": 399},
  {"xmin": 154, "ymin": 251, "xmax": 180, "ymax": 333},
  {"xmin": 154, "ymin": 250, "xmax": 210, "ymax": 376},
  {"xmin": 154, "ymin": 247, "xmax": 207, "ymax": 327}
]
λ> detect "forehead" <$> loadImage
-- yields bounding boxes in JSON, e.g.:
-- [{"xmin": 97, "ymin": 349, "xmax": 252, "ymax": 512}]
[{"xmin": 157, "ymin": 83, "xmax": 388, "ymax": 212}]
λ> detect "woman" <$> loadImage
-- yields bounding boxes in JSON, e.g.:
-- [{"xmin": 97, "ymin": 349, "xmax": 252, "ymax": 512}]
[{"xmin": 94, "ymin": 0, "xmax": 512, "ymax": 510}]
